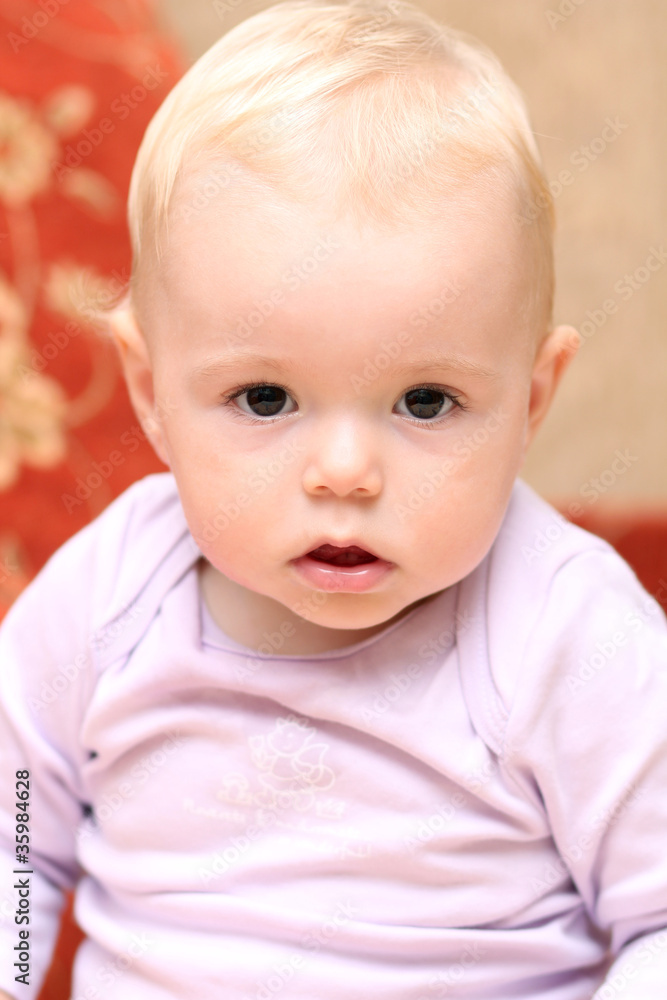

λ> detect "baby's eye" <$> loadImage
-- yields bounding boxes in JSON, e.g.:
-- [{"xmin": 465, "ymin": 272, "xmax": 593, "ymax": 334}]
[
  {"xmin": 223, "ymin": 382, "xmax": 464, "ymax": 424},
  {"xmin": 227, "ymin": 383, "xmax": 296, "ymax": 419},
  {"xmin": 395, "ymin": 386, "xmax": 461, "ymax": 423}
]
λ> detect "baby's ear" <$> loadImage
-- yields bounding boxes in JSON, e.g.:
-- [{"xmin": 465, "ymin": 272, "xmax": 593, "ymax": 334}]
[
  {"xmin": 107, "ymin": 301, "xmax": 171, "ymax": 468},
  {"xmin": 523, "ymin": 324, "xmax": 580, "ymax": 457}
]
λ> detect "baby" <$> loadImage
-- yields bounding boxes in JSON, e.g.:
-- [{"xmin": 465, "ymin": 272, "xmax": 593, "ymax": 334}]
[{"xmin": 2, "ymin": 1, "xmax": 667, "ymax": 998}]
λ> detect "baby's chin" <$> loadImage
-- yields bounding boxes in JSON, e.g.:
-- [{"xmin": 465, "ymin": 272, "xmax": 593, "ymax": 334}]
[{"xmin": 284, "ymin": 585, "xmax": 440, "ymax": 636}]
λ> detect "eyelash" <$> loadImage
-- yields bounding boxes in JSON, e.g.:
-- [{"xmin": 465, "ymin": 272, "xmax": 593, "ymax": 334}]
[{"xmin": 221, "ymin": 381, "xmax": 468, "ymax": 429}]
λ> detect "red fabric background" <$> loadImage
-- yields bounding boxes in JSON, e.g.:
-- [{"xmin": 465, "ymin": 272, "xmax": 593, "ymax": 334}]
[{"xmin": 0, "ymin": 0, "xmax": 183, "ymax": 624}]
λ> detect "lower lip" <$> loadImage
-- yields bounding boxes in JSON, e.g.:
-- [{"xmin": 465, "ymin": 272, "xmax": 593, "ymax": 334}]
[{"xmin": 290, "ymin": 555, "xmax": 395, "ymax": 593}]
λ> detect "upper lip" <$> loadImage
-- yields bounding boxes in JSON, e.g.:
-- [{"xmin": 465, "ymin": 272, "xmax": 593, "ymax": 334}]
[{"xmin": 298, "ymin": 538, "xmax": 385, "ymax": 561}]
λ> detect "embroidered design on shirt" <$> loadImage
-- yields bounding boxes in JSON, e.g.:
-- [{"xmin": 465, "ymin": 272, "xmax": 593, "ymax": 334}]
[{"xmin": 248, "ymin": 714, "xmax": 336, "ymax": 812}]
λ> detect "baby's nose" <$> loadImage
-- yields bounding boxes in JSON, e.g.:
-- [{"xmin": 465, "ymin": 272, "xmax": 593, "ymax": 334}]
[{"xmin": 300, "ymin": 417, "xmax": 383, "ymax": 497}]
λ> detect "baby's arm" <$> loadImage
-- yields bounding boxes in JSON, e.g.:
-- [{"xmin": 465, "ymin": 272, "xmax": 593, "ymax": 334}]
[
  {"xmin": 0, "ymin": 534, "xmax": 91, "ymax": 997},
  {"xmin": 504, "ymin": 547, "xmax": 667, "ymax": 998},
  {"xmin": 0, "ymin": 990, "xmax": 16, "ymax": 1000}
]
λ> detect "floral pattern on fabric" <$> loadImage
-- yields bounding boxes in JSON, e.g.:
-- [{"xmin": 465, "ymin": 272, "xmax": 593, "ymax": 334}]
[{"xmin": 0, "ymin": 0, "xmax": 185, "ymax": 623}]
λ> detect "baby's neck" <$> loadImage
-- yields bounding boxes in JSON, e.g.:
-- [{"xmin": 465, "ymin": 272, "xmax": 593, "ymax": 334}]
[{"xmin": 197, "ymin": 558, "xmax": 426, "ymax": 656}]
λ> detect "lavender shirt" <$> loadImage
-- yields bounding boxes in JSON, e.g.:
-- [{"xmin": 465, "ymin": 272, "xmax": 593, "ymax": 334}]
[{"xmin": 1, "ymin": 473, "xmax": 667, "ymax": 999}]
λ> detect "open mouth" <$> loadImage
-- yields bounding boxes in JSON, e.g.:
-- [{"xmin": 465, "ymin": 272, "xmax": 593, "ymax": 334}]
[
  {"xmin": 307, "ymin": 545, "xmax": 378, "ymax": 567},
  {"xmin": 292, "ymin": 542, "xmax": 393, "ymax": 592}
]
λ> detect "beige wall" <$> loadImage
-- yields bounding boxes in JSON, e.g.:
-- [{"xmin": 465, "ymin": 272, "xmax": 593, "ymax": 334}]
[{"xmin": 156, "ymin": 0, "xmax": 667, "ymax": 509}]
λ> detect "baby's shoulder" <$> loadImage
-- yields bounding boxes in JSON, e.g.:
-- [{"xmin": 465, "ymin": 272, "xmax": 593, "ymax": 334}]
[
  {"xmin": 488, "ymin": 477, "xmax": 646, "ymax": 619},
  {"xmin": 6, "ymin": 472, "xmax": 191, "ymax": 650},
  {"xmin": 84, "ymin": 471, "xmax": 191, "ymax": 617},
  {"xmin": 456, "ymin": 479, "xmax": 666, "ymax": 748},
  {"xmin": 0, "ymin": 473, "xmax": 194, "ymax": 746}
]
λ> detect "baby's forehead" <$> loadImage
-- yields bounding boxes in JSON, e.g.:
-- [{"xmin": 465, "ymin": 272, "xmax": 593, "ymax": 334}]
[
  {"xmin": 165, "ymin": 154, "xmax": 522, "ymax": 268},
  {"xmin": 134, "ymin": 160, "xmax": 533, "ymax": 345},
  {"xmin": 171, "ymin": 158, "xmax": 315, "ymax": 238},
  {"xmin": 135, "ymin": 169, "xmax": 536, "ymax": 371}
]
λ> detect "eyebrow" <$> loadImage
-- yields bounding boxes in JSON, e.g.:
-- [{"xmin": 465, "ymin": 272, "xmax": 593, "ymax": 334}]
[{"xmin": 189, "ymin": 352, "xmax": 500, "ymax": 383}]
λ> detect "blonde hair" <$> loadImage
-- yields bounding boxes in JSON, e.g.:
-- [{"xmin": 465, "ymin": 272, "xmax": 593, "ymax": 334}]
[{"xmin": 128, "ymin": 0, "xmax": 555, "ymax": 331}]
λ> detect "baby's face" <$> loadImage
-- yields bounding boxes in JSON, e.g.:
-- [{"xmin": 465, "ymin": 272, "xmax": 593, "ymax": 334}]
[{"xmin": 123, "ymin": 168, "xmax": 574, "ymax": 652}]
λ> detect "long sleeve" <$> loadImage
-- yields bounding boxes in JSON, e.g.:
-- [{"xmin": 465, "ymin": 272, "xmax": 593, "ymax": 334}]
[
  {"xmin": 0, "ymin": 524, "xmax": 97, "ymax": 998},
  {"xmin": 501, "ymin": 547, "xmax": 667, "ymax": 999},
  {"xmin": 0, "ymin": 473, "xmax": 196, "ymax": 999}
]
